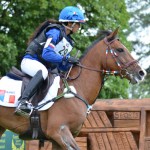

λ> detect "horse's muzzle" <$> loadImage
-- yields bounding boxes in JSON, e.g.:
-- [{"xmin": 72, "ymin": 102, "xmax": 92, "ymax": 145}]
[{"xmin": 129, "ymin": 69, "xmax": 147, "ymax": 84}]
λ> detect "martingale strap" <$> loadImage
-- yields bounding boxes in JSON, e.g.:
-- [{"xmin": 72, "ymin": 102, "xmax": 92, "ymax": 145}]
[
  {"xmin": 62, "ymin": 78, "xmax": 92, "ymax": 114},
  {"xmin": 69, "ymin": 90, "xmax": 92, "ymax": 114},
  {"xmin": 35, "ymin": 78, "xmax": 92, "ymax": 114}
]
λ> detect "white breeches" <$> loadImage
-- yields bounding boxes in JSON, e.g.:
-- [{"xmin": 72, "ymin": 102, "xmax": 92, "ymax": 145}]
[{"xmin": 21, "ymin": 58, "xmax": 48, "ymax": 80}]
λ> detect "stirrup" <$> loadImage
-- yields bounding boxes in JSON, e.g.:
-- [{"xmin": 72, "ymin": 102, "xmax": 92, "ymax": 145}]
[{"xmin": 15, "ymin": 102, "xmax": 33, "ymax": 118}]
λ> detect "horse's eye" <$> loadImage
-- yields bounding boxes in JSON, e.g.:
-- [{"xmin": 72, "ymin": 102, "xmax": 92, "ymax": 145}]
[{"xmin": 116, "ymin": 48, "xmax": 124, "ymax": 52}]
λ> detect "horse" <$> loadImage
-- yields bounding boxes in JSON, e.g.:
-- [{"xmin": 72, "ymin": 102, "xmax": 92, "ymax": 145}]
[{"xmin": 0, "ymin": 28, "xmax": 146, "ymax": 150}]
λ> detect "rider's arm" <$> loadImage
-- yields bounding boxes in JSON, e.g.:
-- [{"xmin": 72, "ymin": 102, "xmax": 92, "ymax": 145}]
[
  {"xmin": 42, "ymin": 28, "xmax": 71, "ymax": 71},
  {"xmin": 42, "ymin": 28, "xmax": 64, "ymax": 63}
]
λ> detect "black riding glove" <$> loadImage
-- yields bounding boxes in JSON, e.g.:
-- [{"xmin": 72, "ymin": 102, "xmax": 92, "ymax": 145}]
[{"xmin": 67, "ymin": 56, "xmax": 79, "ymax": 64}]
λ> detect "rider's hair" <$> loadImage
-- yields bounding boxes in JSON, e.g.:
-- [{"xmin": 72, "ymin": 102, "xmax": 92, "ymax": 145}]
[{"xmin": 27, "ymin": 19, "xmax": 62, "ymax": 45}]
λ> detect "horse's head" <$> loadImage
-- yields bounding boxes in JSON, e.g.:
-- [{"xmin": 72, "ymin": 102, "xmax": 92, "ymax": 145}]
[{"xmin": 101, "ymin": 27, "xmax": 146, "ymax": 84}]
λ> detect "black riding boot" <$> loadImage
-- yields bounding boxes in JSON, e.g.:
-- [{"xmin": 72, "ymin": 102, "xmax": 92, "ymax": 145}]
[{"xmin": 15, "ymin": 70, "xmax": 44, "ymax": 118}]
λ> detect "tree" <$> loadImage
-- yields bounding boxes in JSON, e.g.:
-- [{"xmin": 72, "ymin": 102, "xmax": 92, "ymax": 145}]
[
  {"xmin": 126, "ymin": 0, "xmax": 150, "ymax": 98},
  {"xmin": 0, "ymin": 0, "xmax": 131, "ymax": 99},
  {"xmin": 0, "ymin": 33, "xmax": 18, "ymax": 76}
]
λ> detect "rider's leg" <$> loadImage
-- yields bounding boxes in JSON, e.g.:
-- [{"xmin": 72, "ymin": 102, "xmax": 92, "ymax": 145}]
[
  {"xmin": 15, "ymin": 70, "xmax": 44, "ymax": 112},
  {"xmin": 15, "ymin": 58, "xmax": 48, "ymax": 117}
]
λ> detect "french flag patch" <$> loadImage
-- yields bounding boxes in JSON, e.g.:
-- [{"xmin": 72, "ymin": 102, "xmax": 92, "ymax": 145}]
[
  {"xmin": 0, "ymin": 90, "xmax": 5, "ymax": 101},
  {"xmin": 0, "ymin": 90, "xmax": 15, "ymax": 103}
]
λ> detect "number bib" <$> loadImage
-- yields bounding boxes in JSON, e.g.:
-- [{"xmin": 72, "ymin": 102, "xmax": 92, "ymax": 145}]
[{"xmin": 54, "ymin": 37, "xmax": 73, "ymax": 56}]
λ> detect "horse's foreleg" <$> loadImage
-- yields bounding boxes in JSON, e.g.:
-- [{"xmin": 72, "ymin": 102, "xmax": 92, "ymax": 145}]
[
  {"xmin": 52, "ymin": 140, "xmax": 63, "ymax": 150},
  {"xmin": 48, "ymin": 125, "xmax": 80, "ymax": 150},
  {"xmin": 0, "ymin": 126, "xmax": 6, "ymax": 138}
]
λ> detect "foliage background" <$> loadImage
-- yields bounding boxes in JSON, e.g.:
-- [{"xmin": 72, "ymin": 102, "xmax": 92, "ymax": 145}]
[
  {"xmin": 126, "ymin": 0, "xmax": 150, "ymax": 98},
  {"xmin": 0, "ymin": 0, "xmax": 149, "ymax": 99}
]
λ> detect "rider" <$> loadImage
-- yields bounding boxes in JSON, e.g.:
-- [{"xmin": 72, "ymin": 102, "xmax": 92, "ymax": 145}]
[{"xmin": 15, "ymin": 6, "xmax": 85, "ymax": 118}]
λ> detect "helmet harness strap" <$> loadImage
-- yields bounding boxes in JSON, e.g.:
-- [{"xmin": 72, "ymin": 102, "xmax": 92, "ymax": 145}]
[{"xmin": 62, "ymin": 22, "xmax": 76, "ymax": 31}]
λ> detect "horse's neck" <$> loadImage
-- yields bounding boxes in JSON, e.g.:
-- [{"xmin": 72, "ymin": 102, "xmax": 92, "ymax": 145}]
[{"xmin": 71, "ymin": 42, "xmax": 105, "ymax": 105}]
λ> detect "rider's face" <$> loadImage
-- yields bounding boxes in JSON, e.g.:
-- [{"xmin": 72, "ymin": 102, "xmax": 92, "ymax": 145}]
[
  {"xmin": 67, "ymin": 22, "xmax": 81, "ymax": 33},
  {"xmin": 72, "ymin": 23, "xmax": 81, "ymax": 33}
]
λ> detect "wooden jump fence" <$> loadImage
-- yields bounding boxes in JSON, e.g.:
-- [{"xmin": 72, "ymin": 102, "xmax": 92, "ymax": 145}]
[{"xmin": 26, "ymin": 98, "xmax": 150, "ymax": 150}]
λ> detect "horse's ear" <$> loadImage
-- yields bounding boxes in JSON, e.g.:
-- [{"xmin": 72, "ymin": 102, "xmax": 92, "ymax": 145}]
[
  {"xmin": 112, "ymin": 27, "xmax": 119, "ymax": 36},
  {"xmin": 107, "ymin": 27, "xmax": 119, "ymax": 41}
]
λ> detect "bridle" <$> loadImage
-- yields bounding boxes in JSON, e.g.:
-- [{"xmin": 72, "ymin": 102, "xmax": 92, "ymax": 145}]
[
  {"xmin": 103, "ymin": 37, "xmax": 138, "ymax": 77},
  {"xmin": 68, "ymin": 37, "xmax": 138, "ymax": 80}
]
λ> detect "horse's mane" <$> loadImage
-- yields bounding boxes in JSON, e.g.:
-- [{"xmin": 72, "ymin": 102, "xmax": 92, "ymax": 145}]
[
  {"xmin": 80, "ymin": 30, "xmax": 112, "ymax": 59},
  {"xmin": 27, "ymin": 19, "xmax": 61, "ymax": 45}
]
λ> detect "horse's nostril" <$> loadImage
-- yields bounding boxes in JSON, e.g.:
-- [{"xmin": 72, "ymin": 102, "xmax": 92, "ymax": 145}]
[{"xmin": 139, "ymin": 70, "xmax": 145, "ymax": 76}]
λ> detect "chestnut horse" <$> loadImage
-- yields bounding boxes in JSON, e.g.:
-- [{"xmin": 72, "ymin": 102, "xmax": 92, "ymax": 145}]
[{"xmin": 0, "ymin": 28, "xmax": 146, "ymax": 150}]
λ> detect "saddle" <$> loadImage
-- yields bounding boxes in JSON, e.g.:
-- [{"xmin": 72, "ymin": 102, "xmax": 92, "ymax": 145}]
[
  {"xmin": 7, "ymin": 66, "xmax": 56, "ymax": 105},
  {"xmin": 7, "ymin": 67, "xmax": 58, "ymax": 144}
]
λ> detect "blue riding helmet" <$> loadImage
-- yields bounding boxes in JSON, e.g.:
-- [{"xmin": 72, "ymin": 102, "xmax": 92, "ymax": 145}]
[{"xmin": 59, "ymin": 6, "xmax": 85, "ymax": 23}]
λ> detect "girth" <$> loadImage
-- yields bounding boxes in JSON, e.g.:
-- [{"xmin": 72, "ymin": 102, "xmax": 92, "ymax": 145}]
[{"xmin": 19, "ymin": 110, "xmax": 48, "ymax": 147}]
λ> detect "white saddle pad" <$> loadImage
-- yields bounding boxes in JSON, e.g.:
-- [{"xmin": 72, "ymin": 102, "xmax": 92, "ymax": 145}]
[{"xmin": 0, "ymin": 76, "xmax": 60, "ymax": 111}]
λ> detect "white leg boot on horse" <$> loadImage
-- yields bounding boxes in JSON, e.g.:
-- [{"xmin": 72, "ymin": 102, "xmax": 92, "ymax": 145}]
[{"xmin": 15, "ymin": 70, "xmax": 44, "ymax": 118}]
